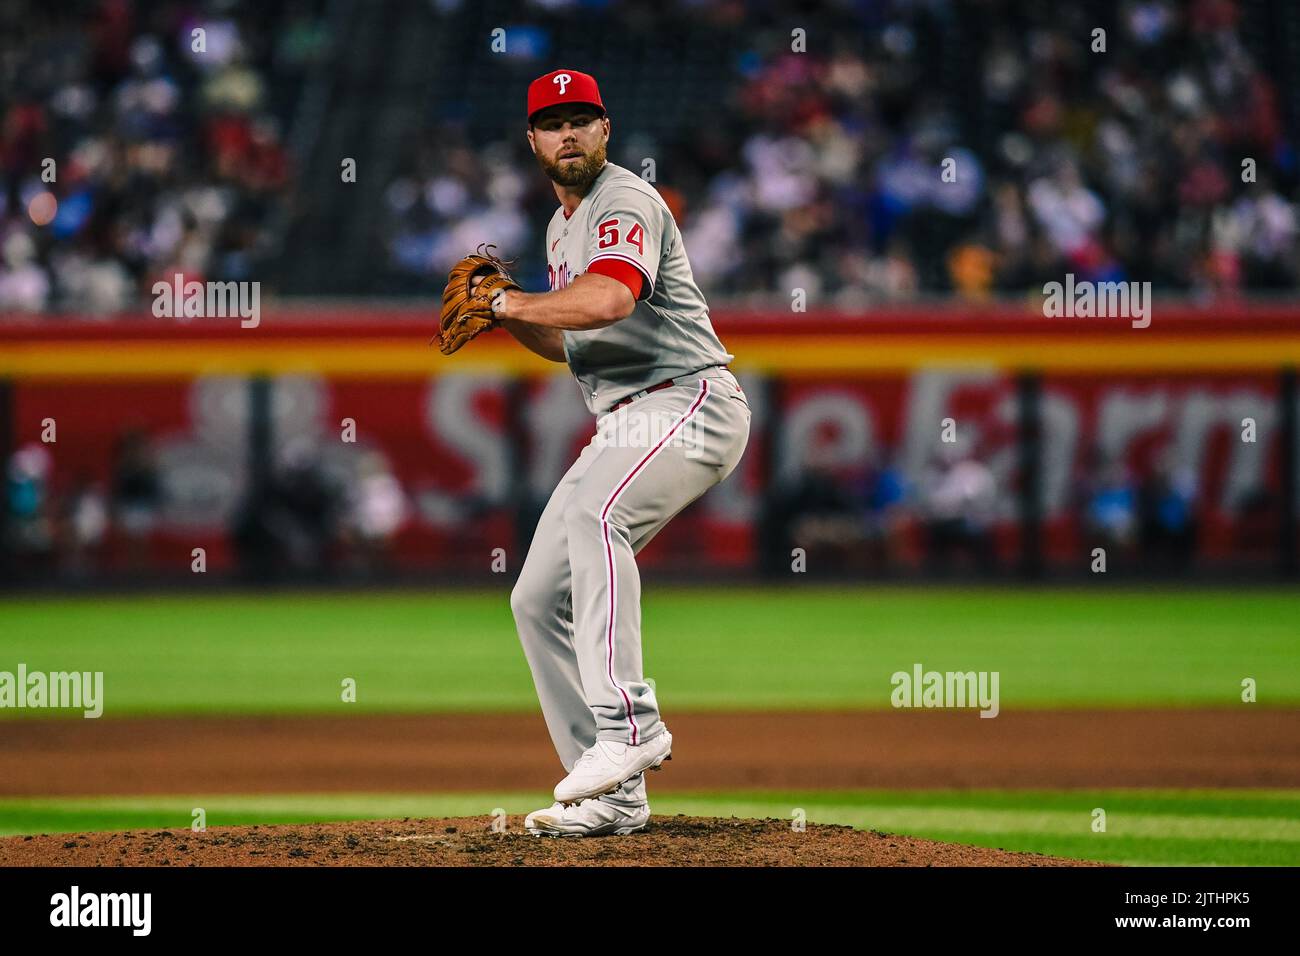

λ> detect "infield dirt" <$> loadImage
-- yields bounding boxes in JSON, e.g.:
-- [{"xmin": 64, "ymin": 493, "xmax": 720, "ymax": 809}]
[{"xmin": 1, "ymin": 708, "xmax": 1295, "ymax": 796}]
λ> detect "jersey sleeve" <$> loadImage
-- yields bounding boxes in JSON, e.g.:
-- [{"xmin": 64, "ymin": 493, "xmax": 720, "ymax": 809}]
[
  {"xmin": 583, "ymin": 187, "xmax": 665, "ymax": 301},
  {"xmin": 585, "ymin": 257, "xmax": 644, "ymax": 299}
]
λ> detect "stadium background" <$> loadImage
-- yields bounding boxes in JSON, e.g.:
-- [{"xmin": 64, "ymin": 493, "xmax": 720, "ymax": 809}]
[{"xmin": 0, "ymin": 0, "xmax": 1298, "ymax": 866}]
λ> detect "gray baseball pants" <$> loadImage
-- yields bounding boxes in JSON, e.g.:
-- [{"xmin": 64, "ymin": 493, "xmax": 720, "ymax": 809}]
[{"xmin": 511, "ymin": 365, "xmax": 751, "ymax": 805}]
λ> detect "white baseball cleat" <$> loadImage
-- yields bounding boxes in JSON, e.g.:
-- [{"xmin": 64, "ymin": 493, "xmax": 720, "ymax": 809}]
[
  {"xmin": 524, "ymin": 799, "xmax": 651, "ymax": 837},
  {"xmin": 553, "ymin": 730, "xmax": 673, "ymax": 804}
]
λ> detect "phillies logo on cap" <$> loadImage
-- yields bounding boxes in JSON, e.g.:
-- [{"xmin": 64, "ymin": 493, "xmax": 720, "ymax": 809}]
[{"xmin": 528, "ymin": 69, "xmax": 605, "ymax": 122}]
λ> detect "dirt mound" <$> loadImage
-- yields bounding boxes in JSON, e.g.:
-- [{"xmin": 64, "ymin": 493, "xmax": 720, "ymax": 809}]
[{"xmin": 0, "ymin": 816, "xmax": 1103, "ymax": 867}]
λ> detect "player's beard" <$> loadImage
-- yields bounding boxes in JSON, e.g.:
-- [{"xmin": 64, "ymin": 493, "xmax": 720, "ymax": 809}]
[{"xmin": 539, "ymin": 140, "xmax": 608, "ymax": 190}]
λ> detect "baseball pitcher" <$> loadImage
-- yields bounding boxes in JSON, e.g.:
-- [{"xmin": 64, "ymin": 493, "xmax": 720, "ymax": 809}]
[{"xmin": 438, "ymin": 69, "xmax": 750, "ymax": 836}]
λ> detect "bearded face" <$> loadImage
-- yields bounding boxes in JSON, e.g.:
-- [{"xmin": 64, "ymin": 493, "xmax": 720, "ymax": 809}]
[
  {"xmin": 537, "ymin": 139, "xmax": 608, "ymax": 188},
  {"xmin": 529, "ymin": 107, "xmax": 610, "ymax": 190}
]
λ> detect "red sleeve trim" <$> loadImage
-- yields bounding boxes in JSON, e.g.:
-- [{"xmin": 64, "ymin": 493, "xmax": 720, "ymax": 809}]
[{"xmin": 587, "ymin": 256, "xmax": 645, "ymax": 301}]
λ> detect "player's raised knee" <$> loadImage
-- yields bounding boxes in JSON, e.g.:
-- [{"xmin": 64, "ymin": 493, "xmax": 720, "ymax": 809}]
[{"xmin": 561, "ymin": 492, "xmax": 604, "ymax": 536}]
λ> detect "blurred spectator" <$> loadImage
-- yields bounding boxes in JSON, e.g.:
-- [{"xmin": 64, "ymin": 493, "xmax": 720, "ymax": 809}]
[
  {"xmin": 1083, "ymin": 453, "xmax": 1139, "ymax": 569},
  {"xmin": 1027, "ymin": 159, "xmax": 1106, "ymax": 265},
  {"xmin": 760, "ymin": 442, "xmax": 866, "ymax": 577},
  {"xmin": 111, "ymin": 428, "xmax": 161, "ymax": 569},
  {"xmin": 1086, "ymin": 458, "xmax": 1139, "ymax": 547},
  {"xmin": 857, "ymin": 453, "xmax": 909, "ymax": 571},
  {"xmin": 4, "ymin": 443, "xmax": 55, "ymax": 568},
  {"xmin": 1139, "ymin": 450, "xmax": 1198, "ymax": 568},
  {"xmin": 920, "ymin": 445, "xmax": 997, "ymax": 574},
  {"xmin": 340, "ymin": 450, "xmax": 409, "ymax": 575},
  {"xmin": 232, "ymin": 447, "xmax": 345, "ymax": 583},
  {"xmin": 60, "ymin": 472, "xmax": 109, "ymax": 578},
  {"xmin": 0, "ymin": 232, "xmax": 49, "ymax": 311}
]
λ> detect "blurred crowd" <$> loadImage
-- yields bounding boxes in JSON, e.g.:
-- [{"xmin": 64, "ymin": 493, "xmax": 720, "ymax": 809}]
[
  {"xmin": 2, "ymin": 0, "xmax": 1296, "ymax": 310},
  {"xmin": 0, "ymin": 0, "xmax": 327, "ymax": 314},
  {"xmin": 3, "ymin": 434, "xmax": 163, "ymax": 579},
  {"xmin": 2, "ymin": 429, "xmax": 408, "ymax": 583},
  {"xmin": 4, "ymin": 425, "xmax": 1218, "ymax": 582},
  {"xmin": 384, "ymin": 0, "xmax": 1299, "ymax": 302},
  {"xmin": 761, "ymin": 439, "xmax": 1207, "ymax": 577}
]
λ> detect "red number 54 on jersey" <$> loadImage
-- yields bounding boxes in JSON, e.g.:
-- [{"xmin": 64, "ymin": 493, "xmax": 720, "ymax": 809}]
[{"xmin": 597, "ymin": 217, "xmax": 645, "ymax": 255}]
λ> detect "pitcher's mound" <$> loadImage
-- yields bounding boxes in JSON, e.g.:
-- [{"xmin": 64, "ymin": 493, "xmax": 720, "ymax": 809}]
[{"xmin": 0, "ymin": 816, "xmax": 1104, "ymax": 867}]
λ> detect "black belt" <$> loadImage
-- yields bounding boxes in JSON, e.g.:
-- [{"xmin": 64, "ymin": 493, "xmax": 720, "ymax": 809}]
[
  {"xmin": 607, "ymin": 365, "xmax": 735, "ymax": 413},
  {"xmin": 609, "ymin": 378, "xmax": 678, "ymax": 412}
]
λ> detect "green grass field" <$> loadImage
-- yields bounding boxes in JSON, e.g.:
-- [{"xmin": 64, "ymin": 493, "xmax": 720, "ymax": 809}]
[
  {"xmin": 1, "ymin": 586, "xmax": 1296, "ymax": 713},
  {"xmin": 2, "ymin": 586, "xmax": 1297, "ymax": 865},
  {"xmin": 2, "ymin": 790, "xmax": 1295, "ymax": 866}
]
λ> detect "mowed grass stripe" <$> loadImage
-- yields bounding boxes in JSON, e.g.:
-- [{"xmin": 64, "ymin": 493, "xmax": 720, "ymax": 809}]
[
  {"xmin": 667, "ymin": 801, "xmax": 1300, "ymax": 841},
  {"xmin": 0, "ymin": 793, "xmax": 514, "ymax": 837},
  {"xmin": 1, "ymin": 588, "xmax": 1298, "ymax": 713},
  {"xmin": 706, "ymin": 788, "xmax": 1300, "ymax": 818},
  {"xmin": 8, "ymin": 787, "xmax": 1295, "ymax": 817}
]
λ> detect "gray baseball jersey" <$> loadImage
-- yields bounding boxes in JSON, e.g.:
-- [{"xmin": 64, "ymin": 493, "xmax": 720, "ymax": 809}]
[{"xmin": 545, "ymin": 161, "xmax": 734, "ymax": 415}]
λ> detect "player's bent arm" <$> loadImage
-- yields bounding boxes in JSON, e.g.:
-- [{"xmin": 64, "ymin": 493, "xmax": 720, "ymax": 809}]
[
  {"xmin": 497, "ymin": 273, "xmax": 635, "ymax": 331},
  {"xmin": 499, "ymin": 317, "xmax": 567, "ymax": 362}
]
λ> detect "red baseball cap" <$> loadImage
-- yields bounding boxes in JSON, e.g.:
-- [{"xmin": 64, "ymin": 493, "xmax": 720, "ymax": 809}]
[{"xmin": 527, "ymin": 69, "xmax": 605, "ymax": 123}]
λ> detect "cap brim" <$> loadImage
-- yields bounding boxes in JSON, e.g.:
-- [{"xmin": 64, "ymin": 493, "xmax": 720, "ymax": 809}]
[{"xmin": 528, "ymin": 102, "xmax": 607, "ymax": 124}]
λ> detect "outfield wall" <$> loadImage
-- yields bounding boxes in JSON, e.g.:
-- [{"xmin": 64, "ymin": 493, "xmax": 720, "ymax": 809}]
[{"xmin": 1, "ymin": 304, "xmax": 1296, "ymax": 581}]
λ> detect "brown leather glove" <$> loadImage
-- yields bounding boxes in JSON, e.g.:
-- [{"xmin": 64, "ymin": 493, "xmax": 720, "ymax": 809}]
[{"xmin": 434, "ymin": 244, "xmax": 522, "ymax": 355}]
